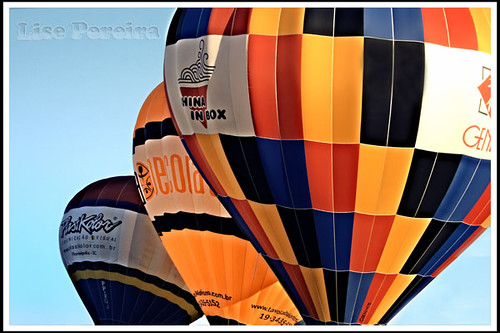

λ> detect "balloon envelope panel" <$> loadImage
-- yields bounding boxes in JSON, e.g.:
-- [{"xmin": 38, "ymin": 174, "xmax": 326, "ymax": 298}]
[
  {"xmin": 59, "ymin": 176, "xmax": 202, "ymax": 325},
  {"xmin": 163, "ymin": 8, "xmax": 491, "ymax": 325}
]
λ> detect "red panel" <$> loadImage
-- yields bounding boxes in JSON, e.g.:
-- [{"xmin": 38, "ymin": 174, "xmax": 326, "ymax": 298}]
[
  {"xmin": 431, "ymin": 226, "xmax": 487, "ymax": 277},
  {"xmin": 357, "ymin": 273, "xmax": 397, "ymax": 324},
  {"xmin": 463, "ymin": 183, "xmax": 491, "ymax": 225},
  {"xmin": 421, "ymin": 8, "xmax": 449, "ymax": 46},
  {"xmin": 230, "ymin": 8, "xmax": 250, "ymax": 35},
  {"xmin": 281, "ymin": 261, "xmax": 319, "ymax": 319},
  {"xmin": 277, "ymin": 34, "xmax": 304, "ymax": 140},
  {"xmin": 333, "ymin": 144, "xmax": 360, "ymax": 212},
  {"xmin": 247, "ymin": 35, "xmax": 280, "ymax": 139},
  {"xmin": 445, "ymin": 8, "xmax": 478, "ymax": 50},
  {"xmin": 229, "ymin": 198, "xmax": 278, "ymax": 259},
  {"xmin": 350, "ymin": 214, "xmax": 395, "ymax": 272},
  {"xmin": 182, "ymin": 135, "xmax": 227, "ymax": 196},
  {"xmin": 207, "ymin": 8, "xmax": 235, "ymax": 35},
  {"xmin": 304, "ymin": 141, "xmax": 333, "ymax": 212}
]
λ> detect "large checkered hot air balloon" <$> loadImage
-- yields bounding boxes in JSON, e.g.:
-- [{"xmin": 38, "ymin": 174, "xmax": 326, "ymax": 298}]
[
  {"xmin": 162, "ymin": 7, "xmax": 492, "ymax": 325},
  {"xmin": 132, "ymin": 82, "xmax": 303, "ymax": 325}
]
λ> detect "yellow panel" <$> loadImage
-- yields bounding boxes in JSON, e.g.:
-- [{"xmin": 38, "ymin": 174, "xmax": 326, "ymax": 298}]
[
  {"xmin": 301, "ymin": 34, "xmax": 334, "ymax": 143},
  {"xmin": 367, "ymin": 274, "xmax": 415, "ymax": 325},
  {"xmin": 248, "ymin": 8, "xmax": 280, "ymax": 35},
  {"xmin": 470, "ymin": 8, "xmax": 491, "ymax": 54},
  {"xmin": 355, "ymin": 145, "xmax": 413, "ymax": 215},
  {"xmin": 278, "ymin": 8, "xmax": 305, "ymax": 35},
  {"xmin": 480, "ymin": 216, "xmax": 491, "ymax": 228},
  {"xmin": 376, "ymin": 216, "xmax": 431, "ymax": 274},
  {"xmin": 195, "ymin": 134, "xmax": 246, "ymax": 199},
  {"xmin": 248, "ymin": 201, "xmax": 298, "ymax": 265},
  {"xmin": 332, "ymin": 37, "xmax": 364, "ymax": 143},
  {"xmin": 299, "ymin": 266, "xmax": 330, "ymax": 322}
]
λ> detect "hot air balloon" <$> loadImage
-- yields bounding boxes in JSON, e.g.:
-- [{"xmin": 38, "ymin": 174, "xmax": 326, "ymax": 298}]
[
  {"xmin": 163, "ymin": 7, "xmax": 492, "ymax": 325},
  {"xmin": 132, "ymin": 82, "xmax": 304, "ymax": 325},
  {"xmin": 59, "ymin": 176, "xmax": 202, "ymax": 325}
]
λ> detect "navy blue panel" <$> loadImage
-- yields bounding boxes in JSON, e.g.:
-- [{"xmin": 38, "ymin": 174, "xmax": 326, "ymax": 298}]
[
  {"xmin": 277, "ymin": 206, "xmax": 321, "ymax": 268},
  {"xmin": 334, "ymin": 8, "xmax": 364, "ymax": 36},
  {"xmin": 401, "ymin": 219, "xmax": 460, "ymax": 274},
  {"xmin": 313, "ymin": 211, "xmax": 354, "ymax": 270},
  {"xmin": 393, "ymin": 8, "xmax": 424, "ymax": 41},
  {"xmin": 219, "ymin": 135, "xmax": 275, "ymax": 204},
  {"xmin": 379, "ymin": 276, "xmax": 433, "ymax": 324},
  {"xmin": 420, "ymin": 223, "xmax": 479, "ymax": 276},
  {"xmin": 262, "ymin": 256, "xmax": 309, "ymax": 315},
  {"xmin": 435, "ymin": 157, "xmax": 490, "ymax": 221},
  {"xmin": 74, "ymin": 279, "xmax": 101, "ymax": 324},
  {"xmin": 313, "ymin": 210, "xmax": 335, "ymax": 269},
  {"xmin": 166, "ymin": 9, "xmax": 185, "ymax": 46},
  {"xmin": 333, "ymin": 213, "xmax": 354, "ymax": 271},
  {"xmin": 389, "ymin": 41, "xmax": 424, "ymax": 147},
  {"xmin": 119, "ymin": 281, "xmax": 141, "ymax": 323},
  {"xmin": 178, "ymin": 8, "xmax": 211, "ymax": 40},
  {"xmin": 256, "ymin": 138, "xmax": 293, "ymax": 207},
  {"xmin": 80, "ymin": 278, "xmax": 108, "ymax": 322},
  {"xmin": 344, "ymin": 272, "xmax": 374, "ymax": 324},
  {"xmin": 364, "ymin": 8, "xmax": 393, "ymax": 39},
  {"xmin": 304, "ymin": 8, "xmax": 335, "ymax": 36},
  {"xmin": 397, "ymin": 150, "xmax": 462, "ymax": 218},
  {"xmin": 281, "ymin": 140, "xmax": 312, "ymax": 209},
  {"xmin": 361, "ymin": 38, "xmax": 392, "ymax": 146},
  {"xmin": 324, "ymin": 270, "xmax": 349, "ymax": 323}
]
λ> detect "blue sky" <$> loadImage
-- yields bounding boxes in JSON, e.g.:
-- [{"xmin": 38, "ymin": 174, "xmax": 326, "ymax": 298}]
[{"xmin": 5, "ymin": 3, "xmax": 496, "ymax": 330}]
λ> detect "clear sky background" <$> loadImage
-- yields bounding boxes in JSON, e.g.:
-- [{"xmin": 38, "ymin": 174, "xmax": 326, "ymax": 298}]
[{"xmin": 5, "ymin": 3, "xmax": 496, "ymax": 330}]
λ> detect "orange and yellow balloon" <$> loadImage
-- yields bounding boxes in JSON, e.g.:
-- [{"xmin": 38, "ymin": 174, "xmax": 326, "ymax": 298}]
[
  {"xmin": 163, "ymin": 7, "xmax": 491, "ymax": 325},
  {"xmin": 132, "ymin": 82, "xmax": 303, "ymax": 325}
]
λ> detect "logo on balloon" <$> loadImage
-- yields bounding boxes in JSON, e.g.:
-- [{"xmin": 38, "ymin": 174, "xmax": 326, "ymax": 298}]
[
  {"xmin": 178, "ymin": 39, "xmax": 226, "ymax": 128},
  {"xmin": 477, "ymin": 66, "xmax": 491, "ymax": 118},
  {"xmin": 462, "ymin": 66, "xmax": 492, "ymax": 153},
  {"xmin": 60, "ymin": 213, "xmax": 122, "ymax": 237},
  {"xmin": 135, "ymin": 162, "xmax": 155, "ymax": 202}
]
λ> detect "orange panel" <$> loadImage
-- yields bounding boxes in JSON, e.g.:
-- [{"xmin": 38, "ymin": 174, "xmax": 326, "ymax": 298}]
[
  {"xmin": 421, "ymin": 8, "xmax": 449, "ymax": 46},
  {"xmin": 445, "ymin": 8, "xmax": 478, "ymax": 50},
  {"xmin": 277, "ymin": 34, "xmax": 304, "ymax": 140},
  {"xmin": 182, "ymin": 134, "xmax": 227, "ymax": 196},
  {"xmin": 377, "ymin": 215, "xmax": 431, "ymax": 274},
  {"xmin": 247, "ymin": 35, "xmax": 280, "ymax": 139},
  {"xmin": 281, "ymin": 261, "xmax": 319, "ymax": 319},
  {"xmin": 229, "ymin": 198, "xmax": 279, "ymax": 259},
  {"xmin": 301, "ymin": 34, "xmax": 334, "ymax": 143},
  {"xmin": 207, "ymin": 8, "xmax": 235, "ymax": 35},
  {"xmin": 350, "ymin": 214, "xmax": 395, "ymax": 272},
  {"xmin": 299, "ymin": 266, "xmax": 330, "ymax": 322},
  {"xmin": 247, "ymin": 201, "xmax": 298, "ymax": 265},
  {"xmin": 355, "ymin": 145, "xmax": 413, "ymax": 215},
  {"xmin": 162, "ymin": 230, "xmax": 302, "ymax": 324},
  {"xmin": 195, "ymin": 134, "xmax": 246, "ymax": 199},
  {"xmin": 357, "ymin": 273, "xmax": 397, "ymax": 324},
  {"xmin": 277, "ymin": 8, "xmax": 305, "ymax": 35},
  {"xmin": 248, "ymin": 8, "xmax": 280, "ymax": 35},
  {"xmin": 332, "ymin": 37, "xmax": 364, "ymax": 143},
  {"xmin": 333, "ymin": 144, "xmax": 360, "ymax": 212},
  {"xmin": 304, "ymin": 140, "xmax": 333, "ymax": 212}
]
